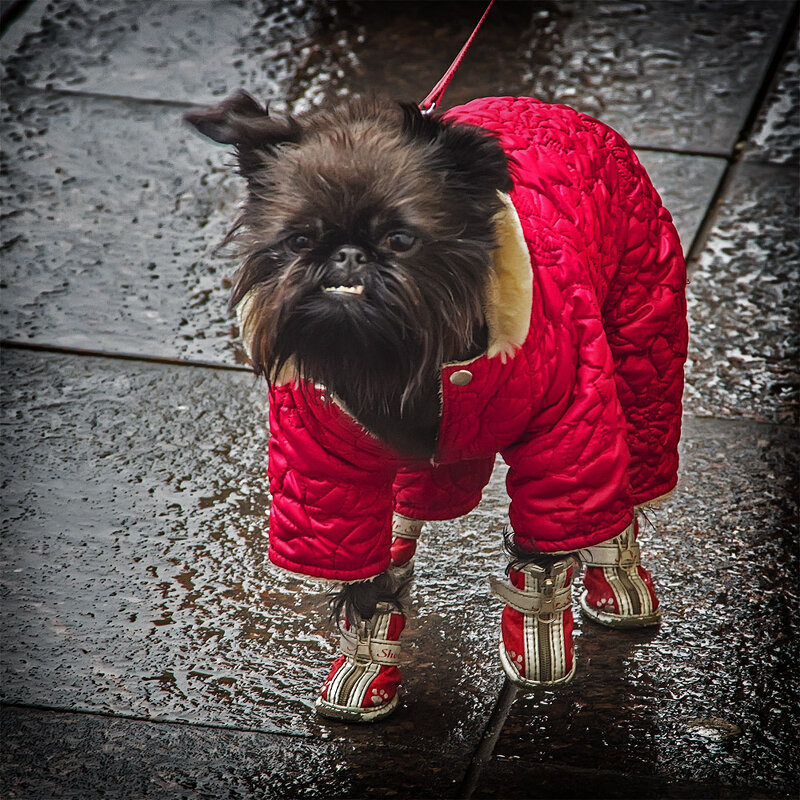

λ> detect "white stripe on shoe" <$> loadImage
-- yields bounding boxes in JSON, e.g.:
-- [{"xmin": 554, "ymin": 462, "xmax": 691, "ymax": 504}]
[{"xmin": 603, "ymin": 566, "xmax": 631, "ymax": 615}]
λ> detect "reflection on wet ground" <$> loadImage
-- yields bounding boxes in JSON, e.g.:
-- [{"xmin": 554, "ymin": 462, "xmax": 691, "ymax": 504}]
[
  {"xmin": 686, "ymin": 162, "xmax": 799, "ymax": 425},
  {"xmin": 1, "ymin": 0, "xmax": 798, "ymax": 797}
]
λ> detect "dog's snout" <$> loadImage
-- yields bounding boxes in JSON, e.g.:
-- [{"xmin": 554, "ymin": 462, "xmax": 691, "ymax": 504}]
[
  {"xmin": 332, "ymin": 246, "xmax": 368, "ymax": 269},
  {"xmin": 326, "ymin": 245, "xmax": 369, "ymax": 286}
]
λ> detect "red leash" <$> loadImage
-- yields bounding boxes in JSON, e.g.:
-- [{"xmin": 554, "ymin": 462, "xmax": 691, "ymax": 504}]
[{"xmin": 419, "ymin": 0, "xmax": 497, "ymax": 114}]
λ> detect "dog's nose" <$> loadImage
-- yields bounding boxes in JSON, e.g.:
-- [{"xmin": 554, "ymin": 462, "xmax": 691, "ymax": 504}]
[
  {"xmin": 327, "ymin": 246, "xmax": 369, "ymax": 287},
  {"xmin": 332, "ymin": 246, "xmax": 368, "ymax": 271}
]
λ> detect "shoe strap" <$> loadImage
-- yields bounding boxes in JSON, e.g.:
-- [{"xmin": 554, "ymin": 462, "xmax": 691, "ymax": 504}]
[
  {"xmin": 577, "ymin": 521, "xmax": 640, "ymax": 568},
  {"xmin": 490, "ymin": 576, "xmax": 572, "ymax": 620},
  {"xmin": 392, "ymin": 513, "xmax": 424, "ymax": 540},
  {"xmin": 339, "ymin": 615, "xmax": 402, "ymax": 666}
]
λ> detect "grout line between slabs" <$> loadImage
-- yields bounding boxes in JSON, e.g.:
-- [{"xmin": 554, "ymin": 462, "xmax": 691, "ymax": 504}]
[
  {"xmin": 0, "ymin": 339, "xmax": 250, "ymax": 373},
  {"xmin": 14, "ymin": 85, "xmax": 204, "ymax": 110},
  {"xmin": 23, "ymin": 82, "xmax": 737, "ymax": 161},
  {"xmin": 458, "ymin": 679, "xmax": 519, "ymax": 800},
  {"xmin": 2, "ymin": 340, "xmax": 796, "ymax": 430},
  {"xmin": 685, "ymin": 1, "xmax": 799, "ymax": 275},
  {"xmin": 0, "ymin": 0, "xmax": 33, "ymax": 35},
  {"xmin": 0, "ymin": 700, "xmax": 313, "ymax": 740}
]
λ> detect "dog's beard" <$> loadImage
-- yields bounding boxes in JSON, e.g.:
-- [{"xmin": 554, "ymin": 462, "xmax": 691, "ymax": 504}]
[{"xmin": 235, "ymin": 240, "xmax": 490, "ymax": 457}]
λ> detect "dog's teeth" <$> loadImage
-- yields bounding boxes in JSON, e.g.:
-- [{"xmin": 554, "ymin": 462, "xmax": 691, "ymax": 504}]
[{"xmin": 323, "ymin": 285, "xmax": 364, "ymax": 295}]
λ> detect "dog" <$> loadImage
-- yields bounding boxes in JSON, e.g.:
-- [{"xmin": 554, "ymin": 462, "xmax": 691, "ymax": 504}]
[{"xmin": 186, "ymin": 92, "xmax": 687, "ymax": 722}]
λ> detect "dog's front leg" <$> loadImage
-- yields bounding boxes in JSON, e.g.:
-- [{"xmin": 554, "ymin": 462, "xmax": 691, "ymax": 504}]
[{"xmin": 315, "ymin": 563, "xmax": 413, "ymax": 723}]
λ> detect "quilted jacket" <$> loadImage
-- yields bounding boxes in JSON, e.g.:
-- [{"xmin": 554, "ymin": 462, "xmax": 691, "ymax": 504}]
[{"xmin": 265, "ymin": 96, "xmax": 688, "ymax": 582}]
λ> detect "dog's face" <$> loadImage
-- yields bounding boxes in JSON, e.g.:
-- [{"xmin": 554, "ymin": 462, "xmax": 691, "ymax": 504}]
[{"xmin": 186, "ymin": 93, "xmax": 511, "ymax": 424}]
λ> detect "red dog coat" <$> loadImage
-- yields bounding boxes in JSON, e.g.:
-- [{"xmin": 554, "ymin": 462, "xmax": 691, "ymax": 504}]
[{"xmin": 264, "ymin": 96, "xmax": 688, "ymax": 582}]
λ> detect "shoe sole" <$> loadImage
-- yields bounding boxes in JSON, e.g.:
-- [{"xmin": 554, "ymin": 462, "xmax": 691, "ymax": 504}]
[
  {"xmin": 314, "ymin": 692, "xmax": 399, "ymax": 723},
  {"xmin": 498, "ymin": 641, "xmax": 576, "ymax": 688},
  {"xmin": 579, "ymin": 591, "xmax": 661, "ymax": 628}
]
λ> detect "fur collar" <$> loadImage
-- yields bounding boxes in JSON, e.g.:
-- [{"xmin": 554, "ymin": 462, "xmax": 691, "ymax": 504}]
[
  {"xmin": 484, "ymin": 192, "xmax": 533, "ymax": 362},
  {"xmin": 236, "ymin": 191, "xmax": 533, "ymax": 376}
]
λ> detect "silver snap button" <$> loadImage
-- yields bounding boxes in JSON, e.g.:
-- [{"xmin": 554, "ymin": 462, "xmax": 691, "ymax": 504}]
[{"xmin": 449, "ymin": 369, "xmax": 473, "ymax": 386}]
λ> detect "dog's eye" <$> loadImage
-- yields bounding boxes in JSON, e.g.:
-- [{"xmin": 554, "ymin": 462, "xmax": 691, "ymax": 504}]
[
  {"xmin": 386, "ymin": 231, "xmax": 416, "ymax": 253},
  {"xmin": 287, "ymin": 233, "xmax": 312, "ymax": 252}
]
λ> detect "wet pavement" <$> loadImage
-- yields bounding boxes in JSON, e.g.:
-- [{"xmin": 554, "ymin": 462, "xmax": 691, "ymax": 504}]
[{"xmin": 1, "ymin": 1, "xmax": 798, "ymax": 798}]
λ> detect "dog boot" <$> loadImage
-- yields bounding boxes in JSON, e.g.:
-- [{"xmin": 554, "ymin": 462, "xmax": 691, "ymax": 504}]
[
  {"xmin": 491, "ymin": 556, "xmax": 578, "ymax": 687},
  {"xmin": 390, "ymin": 513, "xmax": 424, "ymax": 571},
  {"xmin": 578, "ymin": 519, "xmax": 661, "ymax": 628},
  {"xmin": 315, "ymin": 602, "xmax": 405, "ymax": 722}
]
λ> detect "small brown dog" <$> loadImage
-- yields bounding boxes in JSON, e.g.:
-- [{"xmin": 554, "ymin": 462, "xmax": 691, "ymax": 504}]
[{"xmin": 186, "ymin": 92, "xmax": 686, "ymax": 721}]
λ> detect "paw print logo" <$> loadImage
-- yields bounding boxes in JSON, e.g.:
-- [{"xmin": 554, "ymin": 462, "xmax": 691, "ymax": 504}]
[{"xmin": 371, "ymin": 688, "xmax": 390, "ymax": 706}]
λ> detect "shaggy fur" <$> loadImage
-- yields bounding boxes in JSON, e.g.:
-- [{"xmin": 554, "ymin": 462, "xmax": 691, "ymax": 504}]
[
  {"xmin": 501, "ymin": 527, "xmax": 575, "ymax": 573},
  {"xmin": 186, "ymin": 92, "xmax": 512, "ymax": 457},
  {"xmin": 328, "ymin": 567, "xmax": 413, "ymax": 625}
]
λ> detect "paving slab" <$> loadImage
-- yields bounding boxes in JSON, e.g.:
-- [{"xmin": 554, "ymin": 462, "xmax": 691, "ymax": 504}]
[
  {"xmin": 0, "ymin": 88, "xmax": 724, "ymax": 364},
  {"xmin": 685, "ymin": 161, "xmax": 799, "ymax": 425},
  {"xmin": 472, "ymin": 415, "xmax": 799, "ymax": 799},
  {"xmin": 517, "ymin": 0, "xmax": 792, "ymax": 154},
  {"xmin": 634, "ymin": 150, "xmax": 726, "ymax": 253},
  {"xmin": 0, "ymin": 90, "xmax": 242, "ymax": 365},
  {"xmin": 0, "ymin": 0, "xmax": 330, "ymax": 108},
  {"xmin": 327, "ymin": 0, "xmax": 791, "ymax": 155},
  {"xmin": 0, "ymin": 349, "xmax": 511, "ymax": 775},
  {"xmin": 468, "ymin": 760, "xmax": 794, "ymax": 800},
  {"xmin": 0, "ymin": 705, "xmax": 459, "ymax": 800},
  {"xmin": 1, "ymin": 0, "xmax": 792, "ymax": 154},
  {"xmin": 746, "ymin": 25, "xmax": 799, "ymax": 166}
]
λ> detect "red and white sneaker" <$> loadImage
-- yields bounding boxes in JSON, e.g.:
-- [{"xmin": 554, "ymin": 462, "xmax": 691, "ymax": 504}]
[
  {"xmin": 578, "ymin": 519, "xmax": 661, "ymax": 628},
  {"xmin": 390, "ymin": 513, "xmax": 424, "ymax": 570},
  {"xmin": 491, "ymin": 557, "xmax": 578, "ymax": 687},
  {"xmin": 315, "ymin": 602, "xmax": 405, "ymax": 722}
]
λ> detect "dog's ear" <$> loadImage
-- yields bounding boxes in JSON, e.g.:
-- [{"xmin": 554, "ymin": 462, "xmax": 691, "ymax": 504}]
[
  {"xmin": 399, "ymin": 103, "xmax": 513, "ymax": 196},
  {"xmin": 184, "ymin": 90, "xmax": 302, "ymax": 179}
]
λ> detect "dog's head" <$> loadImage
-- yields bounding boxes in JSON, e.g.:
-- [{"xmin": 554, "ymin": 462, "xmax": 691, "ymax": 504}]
[{"xmin": 186, "ymin": 92, "xmax": 512, "ymax": 409}]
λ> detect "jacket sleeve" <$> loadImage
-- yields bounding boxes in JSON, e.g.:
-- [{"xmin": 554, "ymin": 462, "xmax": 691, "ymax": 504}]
[
  {"xmin": 393, "ymin": 456, "xmax": 496, "ymax": 521},
  {"xmin": 601, "ymin": 146, "xmax": 688, "ymax": 504},
  {"xmin": 266, "ymin": 383, "xmax": 398, "ymax": 582}
]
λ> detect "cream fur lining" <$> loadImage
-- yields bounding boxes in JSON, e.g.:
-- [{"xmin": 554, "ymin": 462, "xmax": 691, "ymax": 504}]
[
  {"xmin": 485, "ymin": 192, "xmax": 533, "ymax": 361},
  {"xmin": 236, "ymin": 191, "xmax": 533, "ymax": 377},
  {"xmin": 635, "ymin": 487, "xmax": 677, "ymax": 509}
]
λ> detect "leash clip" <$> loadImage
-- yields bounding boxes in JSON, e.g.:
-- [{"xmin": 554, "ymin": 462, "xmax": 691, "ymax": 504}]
[{"xmin": 418, "ymin": 0, "xmax": 495, "ymax": 114}]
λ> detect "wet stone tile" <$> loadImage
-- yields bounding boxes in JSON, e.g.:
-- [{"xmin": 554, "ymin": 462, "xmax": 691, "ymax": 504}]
[
  {"xmin": 474, "ymin": 416, "xmax": 799, "ymax": 797},
  {"xmin": 324, "ymin": 0, "xmax": 791, "ymax": 154},
  {"xmin": 746, "ymin": 28, "xmax": 800, "ymax": 166},
  {"xmin": 0, "ymin": 0, "xmax": 340, "ymax": 108},
  {"xmin": 2, "ymin": 1, "xmax": 791, "ymax": 154},
  {"xmin": 517, "ymin": 0, "xmax": 791, "ymax": 154},
  {"xmin": 0, "ymin": 349, "xmax": 510, "ymax": 762},
  {"xmin": 471, "ymin": 761, "xmax": 795, "ymax": 800},
  {"xmin": 0, "ymin": 705, "xmax": 460, "ymax": 800},
  {"xmin": 685, "ymin": 162, "xmax": 800, "ymax": 424},
  {"xmin": 634, "ymin": 151, "xmax": 725, "ymax": 252},
  {"xmin": 0, "ymin": 91, "xmax": 242, "ymax": 364},
  {"xmin": 0, "ymin": 87, "xmax": 722, "ymax": 364}
]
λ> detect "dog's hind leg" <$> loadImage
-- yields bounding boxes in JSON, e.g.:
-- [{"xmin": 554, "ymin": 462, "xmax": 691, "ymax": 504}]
[{"xmin": 491, "ymin": 531, "xmax": 579, "ymax": 688}]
